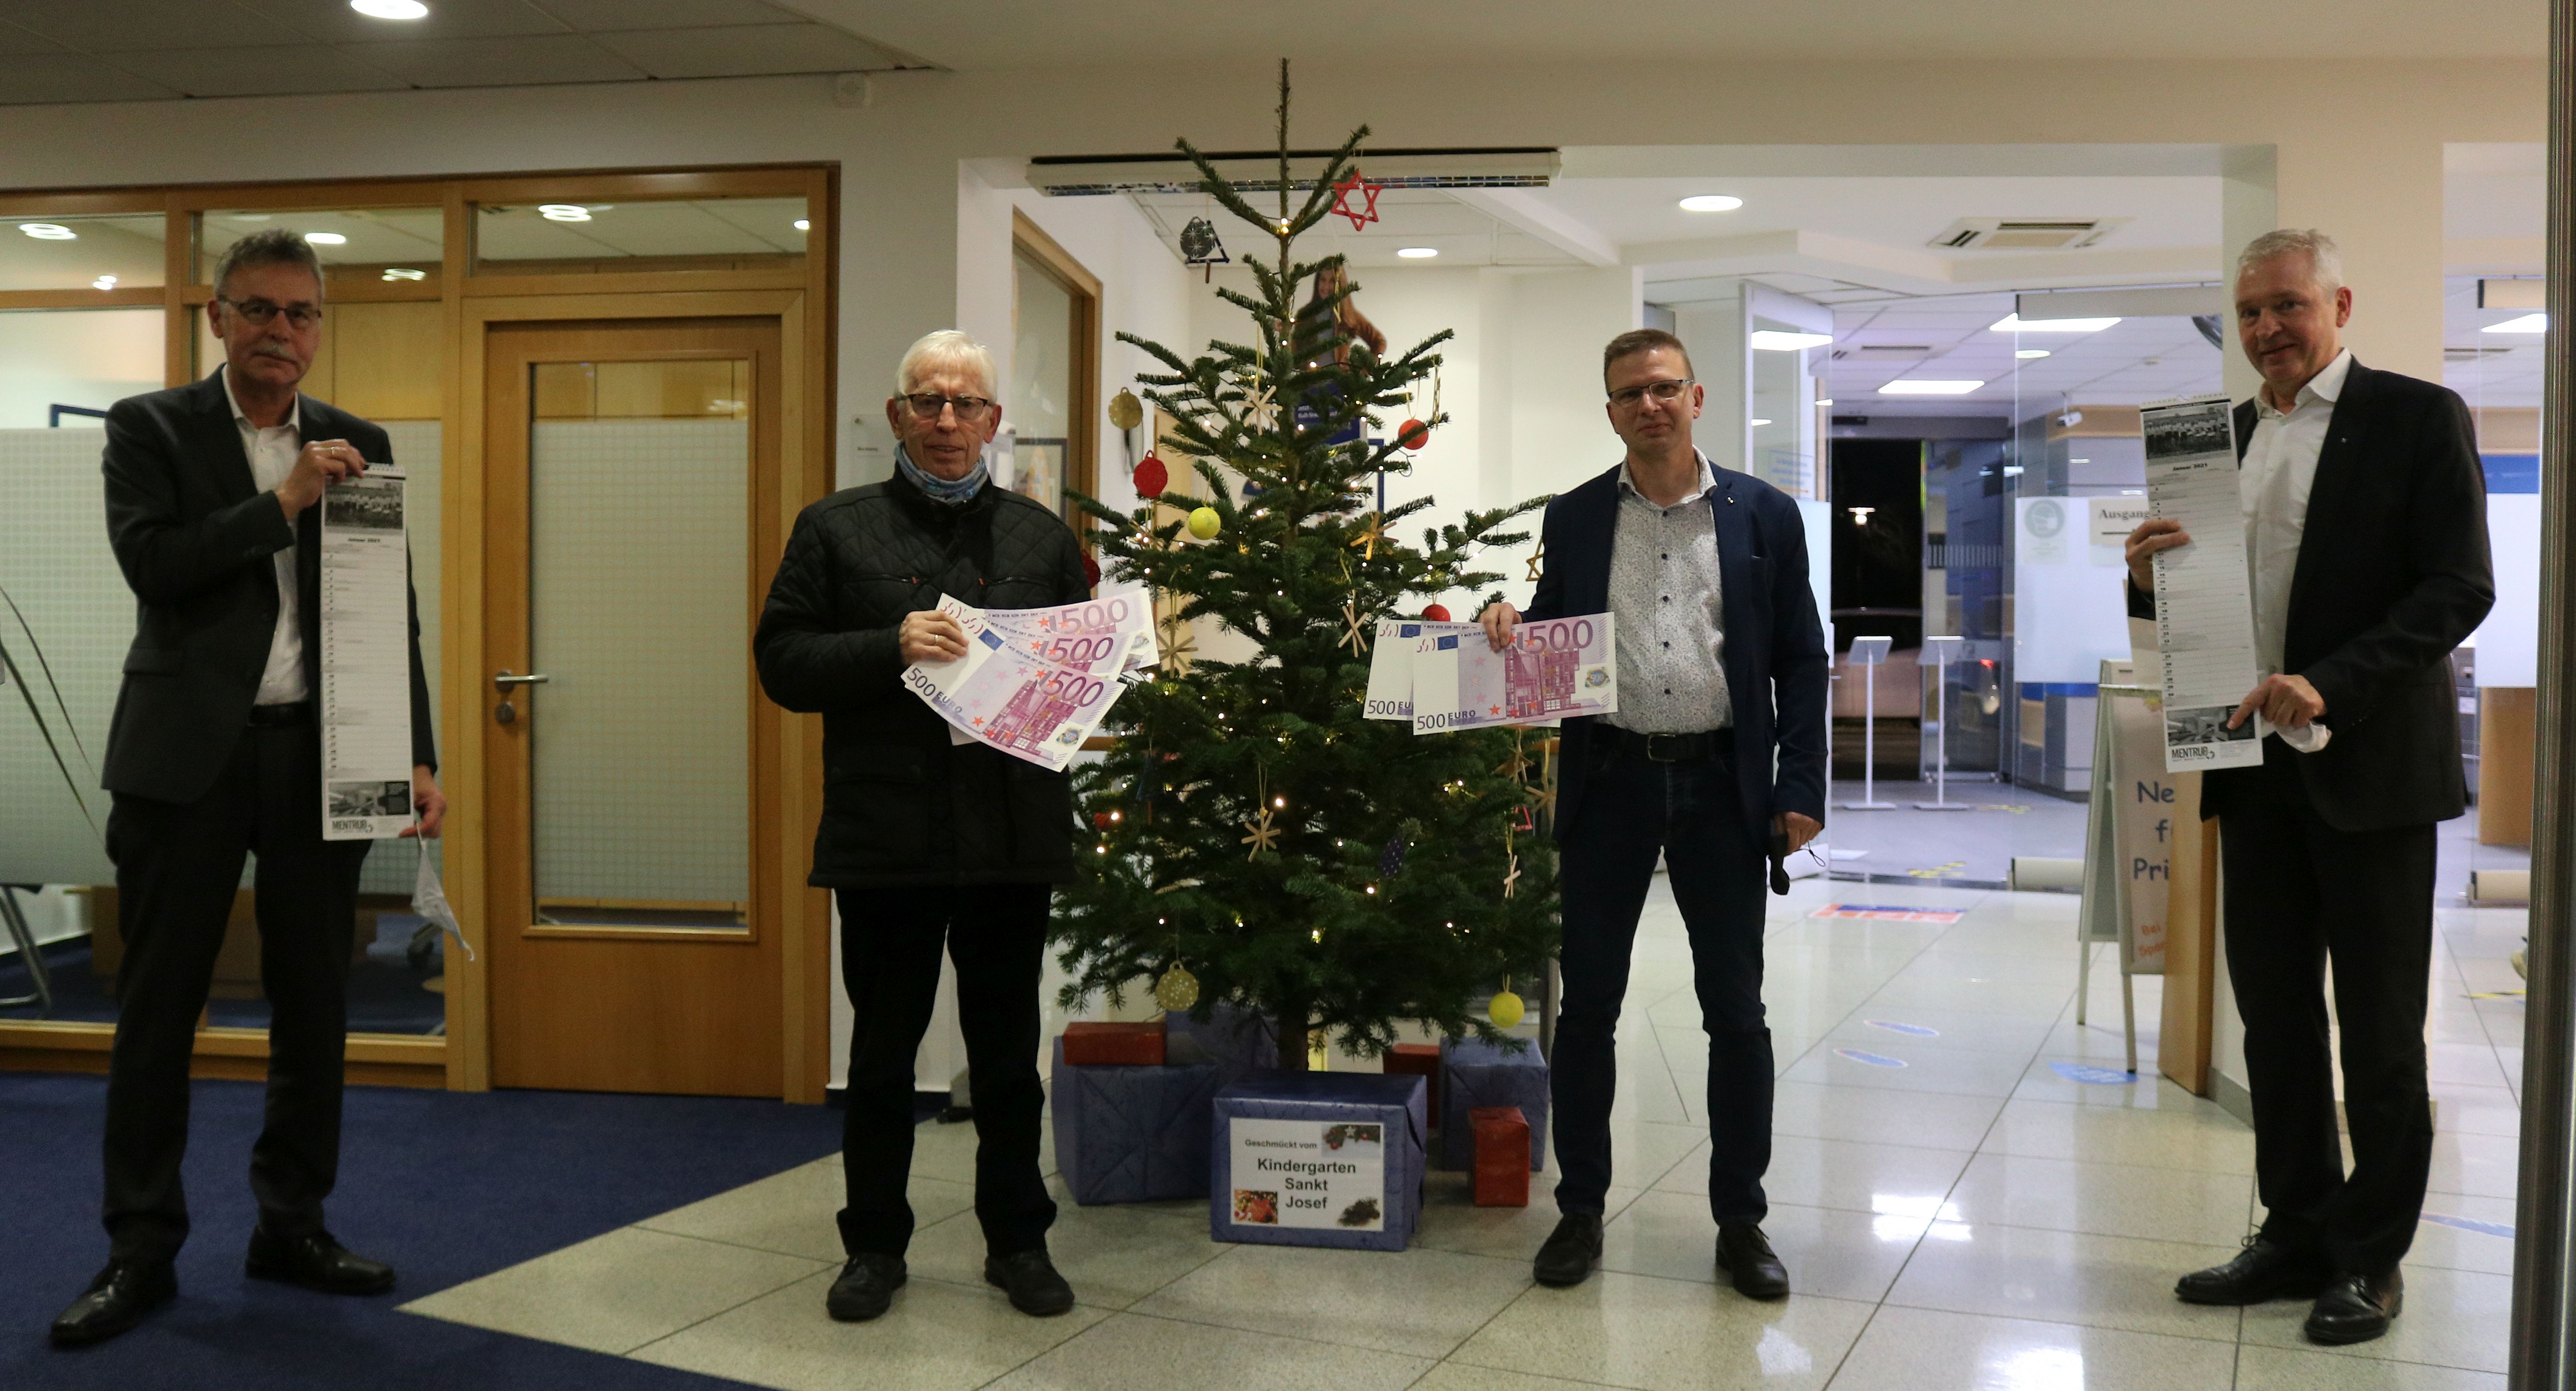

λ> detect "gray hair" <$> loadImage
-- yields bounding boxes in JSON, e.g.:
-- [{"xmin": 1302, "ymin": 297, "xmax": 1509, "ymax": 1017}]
[
  {"xmin": 2237, "ymin": 228, "xmax": 2342, "ymax": 294},
  {"xmin": 211, "ymin": 228, "xmax": 324, "ymax": 302},
  {"xmin": 896, "ymin": 329, "xmax": 997, "ymax": 398}
]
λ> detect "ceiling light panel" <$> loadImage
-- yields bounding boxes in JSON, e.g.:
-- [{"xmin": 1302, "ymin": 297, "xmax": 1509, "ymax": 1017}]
[
  {"xmin": 1749, "ymin": 330, "xmax": 1832, "ymax": 351},
  {"xmin": 1879, "ymin": 379, "xmax": 1986, "ymax": 395},
  {"xmin": 1989, "ymin": 314, "xmax": 2120, "ymax": 334},
  {"xmin": 350, "ymin": 0, "xmax": 430, "ymax": 18},
  {"xmin": 1679, "ymin": 195, "xmax": 1743, "ymax": 212}
]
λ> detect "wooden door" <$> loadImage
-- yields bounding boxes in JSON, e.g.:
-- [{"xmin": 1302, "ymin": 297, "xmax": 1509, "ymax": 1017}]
[{"xmin": 481, "ymin": 318, "xmax": 787, "ymax": 1096}]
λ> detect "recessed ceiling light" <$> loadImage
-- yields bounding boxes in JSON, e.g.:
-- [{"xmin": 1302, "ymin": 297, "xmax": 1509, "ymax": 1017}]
[
  {"xmin": 1748, "ymin": 330, "xmax": 1831, "ymax": 351},
  {"xmin": 1679, "ymin": 195, "xmax": 1743, "ymax": 212},
  {"xmin": 1748, "ymin": 419, "xmax": 1773, "ymax": 427},
  {"xmin": 539, "ymin": 204, "xmax": 592, "ymax": 222},
  {"xmin": 382, "ymin": 267, "xmax": 426, "ymax": 281},
  {"xmin": 93, "ymin": 274, "xmax": 117, "ymax": 289},
  {"xmin": 1989, "ymin": 313, "xmax": 2119, "ymax": 333},
  {"xmin": 1815, "ymin": 398, "xmax": 1833, "ymax": 407},
  {"xmin": 19, "ymin": 223, "xmax": 74, "ymax": 240},
  {"xmin": 1395, "ymin": 246, "xmax": 1438, "ymax": 259},
  {"xmin": 793, "ymin": 218, "xmax": 810, "ymax": 231},
  {"xmin": 2485, "ymin": 313, "xmax": 2548, "ymax": 334},
  {"xmin": 2016, "ymin": 349, "xmax": 2051, "ymax": 359},
  {"xmin": 303, "ymin": 231, "xmax": 347, "ymax": 245},
  {"xmin": 1879, "ymin": 379, "xmax": 1986, "ymax": 395},
  {"xmin": 350, "ymin": 0, "xmax": 430, "ymax": 18}
]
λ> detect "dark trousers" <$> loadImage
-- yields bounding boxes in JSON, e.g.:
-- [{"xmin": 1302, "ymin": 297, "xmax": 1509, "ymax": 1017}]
[
  {"xmin": 2218, "ymin": 743, "xmax": 2438, "ymax": 1276},
  {"xmin": 102, "ymin": 717, "xmax": 371, "ymax": 1265},
  {"xmin": 1553, "ymin": 737, "xmax": 1772, "ymax": 1223},
  {"xmin": 834, "ymin": 883, "xmax": 1056, "ymax": 1260}
]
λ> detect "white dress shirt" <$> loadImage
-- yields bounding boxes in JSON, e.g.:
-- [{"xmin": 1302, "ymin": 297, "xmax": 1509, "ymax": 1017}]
[
  {"xmin": 223, "ymin": 366, "xmax": 308, "ymax": 705},
  {"xmin": 1604, "ymin": 450, "xmax": 1732, "ymax": 733},
  {"xmin": 2239, "ymin": 349, "xmax": 2352, "ymax": 680}
]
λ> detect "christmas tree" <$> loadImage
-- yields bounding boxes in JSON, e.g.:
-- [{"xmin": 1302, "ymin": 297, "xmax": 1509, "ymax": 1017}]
[{"xmin": 1056, "ymin": 64, "xmax": 1560, "ymax": 1066}]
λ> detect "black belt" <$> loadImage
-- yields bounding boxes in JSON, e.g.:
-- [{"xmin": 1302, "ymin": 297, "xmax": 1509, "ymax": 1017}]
[
  {"xmin": 247, "ymin": 701, "xmax": 312, "ymax": 728},
  {"xmin": 1596, "ymin": 725, "xmax": 1730, "ymax": 764}
]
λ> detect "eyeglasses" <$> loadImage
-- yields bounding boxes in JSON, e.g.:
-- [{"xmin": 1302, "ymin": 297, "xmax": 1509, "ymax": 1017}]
[
  {"xmin": 900, "ymin": 392, "xmax": 996, "ymax": 423},
  {"xmin": 1608, "ymin": 378, "xmax": 1693, "ymax": 410},
  {"xmin": 216, "ymin": 297, "xmax": 324, "ymax": 330}
]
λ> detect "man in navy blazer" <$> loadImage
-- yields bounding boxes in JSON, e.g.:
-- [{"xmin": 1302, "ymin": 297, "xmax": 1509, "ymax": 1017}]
[{"xmin": 1480, "ymin": 328, "xmax": 1829, "ymax": 1297}]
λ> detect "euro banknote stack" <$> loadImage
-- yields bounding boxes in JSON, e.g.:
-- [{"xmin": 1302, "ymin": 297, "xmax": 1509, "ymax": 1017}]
[
  {"xmin": 1360, "ymin": 612, "xmax": 1619, "ymax": 734},
  {"xmin": 902, "ymin": 592, "xmax": 1156, "ymax": 770}
]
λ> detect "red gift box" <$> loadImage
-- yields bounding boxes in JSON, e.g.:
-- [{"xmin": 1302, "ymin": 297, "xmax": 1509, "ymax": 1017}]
[
  {"xmin": 1061, "ymin": 1020, "xmax": 1167, "ymax": 1066},
  {"xmin": 1383, "ymin": 1042, "xmax": 1440, "ymax": 1119},
  {"xmin": 1471, "ymin": 1106, "xmax": 1531, "ymax": 1207}
]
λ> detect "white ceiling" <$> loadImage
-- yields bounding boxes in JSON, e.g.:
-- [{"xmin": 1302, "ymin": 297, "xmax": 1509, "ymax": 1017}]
[
  {"xmin": 0, "ymin": 0, "xmax": 917, "ymax": 103},
  {"xmin": 780, "ymin": 0, "xmax": 2544, "ymax": 67}
]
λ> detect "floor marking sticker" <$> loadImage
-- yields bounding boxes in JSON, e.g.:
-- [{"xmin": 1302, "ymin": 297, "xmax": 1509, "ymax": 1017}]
[
  {"xmin": 1812, "ymin": 904, "xmax": 1967, "ymax": 924},
  {"xmin": 1833, "ymin": 1048, "xmax": 1909, "ymax": 1068},
  {"xmin": 2421, "ymin": 1213, "xmax": 2515, "ymax": 1240},
  {"xmin": 1865, "ymin": 1020, "xmax": 1941, "ymax": 1038},
  {"xmin": 2049, "ymin": 1063, "xmax": 2139, "ymax": 1085}
]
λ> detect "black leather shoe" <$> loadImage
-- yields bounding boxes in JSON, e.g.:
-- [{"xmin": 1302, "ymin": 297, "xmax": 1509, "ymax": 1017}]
[
  {"xmin": 2305, "ymin": 1269, "xmax": 2403, "ymax": 1345},
  {"xmin": 245, "ymin": 1228, "xmax": 395, "ymax": 1296},
  {"xmin": 826, "ymin": 1253, "xmax": 905, "ymax": 1322},
  {"xmin": 984, "ymin": 1249, "xmax": 1075, "ymax": 1317},
  {"xmin": 1716, "ymin": 1223, "xmax": 1790, "ymax": 1300},
  {"xmin": 1533, "ymin": 1213, "xmax": 1603, "ymax": 1287},
  {"xmin": 2174, "ymin": 1237, "xmax": 2331, "ymax": 1306},
  {"xmin": 50, "ymin": 1260, "xmax": 176, "ymax": 1348}
]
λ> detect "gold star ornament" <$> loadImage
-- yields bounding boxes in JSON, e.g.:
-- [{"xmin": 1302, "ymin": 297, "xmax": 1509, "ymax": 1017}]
[{"xmin": 1241, "ymin": 808, "xmax": 1281, "ymax": 860}]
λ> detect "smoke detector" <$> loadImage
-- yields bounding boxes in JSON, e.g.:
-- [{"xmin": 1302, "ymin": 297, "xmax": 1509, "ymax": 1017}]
[{"xmin": 1929, "ymin": 218, "xmax": 2129, "ymax": 251}]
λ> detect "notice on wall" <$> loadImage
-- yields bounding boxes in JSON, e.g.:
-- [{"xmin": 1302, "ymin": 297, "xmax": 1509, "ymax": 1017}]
[
  {"xmin": 318, "ymin": 465, "xmax": 416, "ymax": 841},
  {"xmin": 2140, "ymin": 395, "xmax": 2264, "ymax": 772},
  {"xmin": 1227, "ymin": 1117, "xmax": 1387, "ymax": 1231}
]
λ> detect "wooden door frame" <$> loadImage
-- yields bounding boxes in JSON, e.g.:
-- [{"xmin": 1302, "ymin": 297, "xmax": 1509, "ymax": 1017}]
[
  {"xmin": 445, "ymin": 289, "xmax": 832, "ymax": 1102},
  {"xmin": 1010, "ymin": 209, "xmax": 1102, "ymax": 537}
]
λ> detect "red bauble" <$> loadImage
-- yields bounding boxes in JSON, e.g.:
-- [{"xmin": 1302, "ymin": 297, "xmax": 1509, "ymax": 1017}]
[
  {"xmin": 1423, "ymin": 604, "xmax": 1452, "ymax": 622},
  {"xmin": 1398, "ymin": 418, "xmax": 1430, "ymax": 451},
  {"xmin": 1082, "ymin": 552, "xmax": 1101, "ymax": 589},
  {"xmin": 1092, "ymin": 811, "xmax": 1114, "ymax": 829},
  {"xmin": 1134, "ymin": 454, "xmax": 1169, "ymax": 498}
]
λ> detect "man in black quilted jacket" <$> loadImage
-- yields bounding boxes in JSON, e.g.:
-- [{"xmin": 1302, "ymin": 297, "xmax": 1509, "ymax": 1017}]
[{"xmin": 754, "ymin": 329, "xmax": 1090, "ymax": 1323}]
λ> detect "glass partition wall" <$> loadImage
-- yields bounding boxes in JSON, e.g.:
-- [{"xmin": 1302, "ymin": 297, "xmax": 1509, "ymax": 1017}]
[{"xmin": 0, "ymin": 170, "xmax": 833, "ymax": 1090}]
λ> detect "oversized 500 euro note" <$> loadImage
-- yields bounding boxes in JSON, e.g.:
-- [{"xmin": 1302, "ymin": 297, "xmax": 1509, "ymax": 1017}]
[
  {"xmin": 1411, "ymin": 613, "xmax": 1617, "ymax": 734},
  {"xmin": 937, "ymin": 592, "xmax": 1157, "ymax": 675},
  {"xmin": 1360, "ymin": 618, "xmax": 1481, "ymax": 721},
  {"xmin": 902, "ymin": 634, "xmax": 1128, "ymax": 771}
]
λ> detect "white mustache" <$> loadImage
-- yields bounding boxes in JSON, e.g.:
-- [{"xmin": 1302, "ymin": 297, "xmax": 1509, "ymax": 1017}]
[{"xmin": 251, "ymin": 345, "xmax": 298, "ymax": 360}]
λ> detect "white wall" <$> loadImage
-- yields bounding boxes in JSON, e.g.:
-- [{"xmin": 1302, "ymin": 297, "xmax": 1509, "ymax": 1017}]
[{"xmin": 0, "ymin": 307, "xmax": 160, "ymax": 429}]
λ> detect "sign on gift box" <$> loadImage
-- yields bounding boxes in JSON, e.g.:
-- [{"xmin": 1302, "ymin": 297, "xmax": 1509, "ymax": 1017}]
[{"xmin": 1211, "ymin": 1073, "xmax": 1427, "ymax": 1252}]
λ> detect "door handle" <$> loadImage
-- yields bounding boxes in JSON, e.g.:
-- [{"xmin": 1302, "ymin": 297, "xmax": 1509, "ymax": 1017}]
[
  {"xmin": 493, "ymin": 670, "xmax": 551, "ymax": 688},
  {"xmin": 493, "ymin": 670, "xmax": 548, "ymax": 726}
]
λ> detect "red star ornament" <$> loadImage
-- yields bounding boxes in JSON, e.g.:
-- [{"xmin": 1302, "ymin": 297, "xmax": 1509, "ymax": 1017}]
[{"xmin": 1328, "ymin": 170, "xmax": 1384, "ymax": 231}]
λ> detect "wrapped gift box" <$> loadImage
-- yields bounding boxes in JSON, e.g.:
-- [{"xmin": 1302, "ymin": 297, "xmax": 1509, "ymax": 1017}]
[
  {"xmin": 1381, "ymin": 1043, "xmax": 1441, "ymax": 1122},
  {"xmin": 1164, "ymin": 1004, "xmax": 1276, "ymax": 1077},
  {"xmin": 1210, "ymin": 1073, "xmax": 1426, "ymax": 1252},
  {"xmin": 1061, "ymin": 1019, "xmax": 1167, "ymax": 1066},
  {"xmin": 1438, "ymin": 1037, "xmax": 1548, "ymax": 1172},
  {"xmin": 1049, "ymin": 1037, "xmax": 1223, "ymax": 1205},
  {"xmin": 1471, "ymin": 1106, "xmax": 1532, "ymax": 1207}
]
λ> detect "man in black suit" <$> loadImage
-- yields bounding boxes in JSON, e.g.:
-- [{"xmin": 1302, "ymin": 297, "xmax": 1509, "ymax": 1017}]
[
  {"xmin": 1478, "ymin": 329, "xmax": 1830, "ymax": 1297},
  {"xmin": 50, "ymin": 230, "xmax": 443, "ymax": 1348},
  {"xmin": 2127, "ymin": 229, "xmax": 2493, "ymax": 1346}
]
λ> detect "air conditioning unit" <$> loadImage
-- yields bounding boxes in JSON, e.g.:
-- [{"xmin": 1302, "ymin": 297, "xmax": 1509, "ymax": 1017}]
[
  {"xmin": 1028, "ymin": 146, "xmax": 1560, "ymax": 196},
  {"xmin": 1832, "ymin": 344, "xmax": 1934, "ymax": 360},
  {"xmin": 1928, "ymin": 218, "xmax": 2129, "ymax": 251}
]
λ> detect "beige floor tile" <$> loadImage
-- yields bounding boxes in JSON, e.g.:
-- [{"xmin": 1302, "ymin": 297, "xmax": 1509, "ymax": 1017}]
[
  {"xmin": 1409, "ymin": 1363, "xmax": 1620, "ymax": 1391},
  {"xmin": 1826, "ymin": 1305, "xmax": 2239, "ymax": 1391},
  {"xmin": 1654, "ymin": 1132, "xmax": 1972, "ymax": 1218},
  {"xmin": 2427, "ymin": 1042, "xmax": 2511, "ymax": 1090},
  {"xmin": 987, "ymin": 1310, "xmax": 1435, "ymax": 1390},
  {"xmin": 1779, "ymin": 1040, "xmax": 2037, "ymax": 1098},
  {"xmin": 1823, "ymin": 1007, "xmax": 2057, "ymax": 1057},
  {"xmin": 635, "ymin": 1159, "xmax": 971, "ymax": 1263},
  {"xmin": 2408, "ymin": 1194, "xmax": 2518, "ymax": 1276},
  {"xmin": 910, "ymin": 1113, "xmax": 1057, "ymax": 1181},
  {"xmin": 1414, "ymin": 1178, "xmax": 1646, "ymax": 1261},
  {"xmin": 2428, "ymin": 1131, "xmax": 2519, "ymax": 1200},
  {"xmin": 1943, "ymin": 1151, "xmax": 2256, "ymax": 1246},
  {"xmin": 2234, "ymin": 1343, "xmax": 2507, "ymax": 1390},
  {"xmin": 1769, "ymin": 1080, "xmax": 2004, "ymax": 1151},
  {"xmin": 1883, "ymin": 1223, "xmax": 2245, "ymax": 1342},
  {"xmin": 1981, "ymin": 1097, "xmax": 2257, "ymax": 1174},
  {"xmin": 1127, "ymin": 1241, "xmax": 1532, "ymax": 1359},
  {"xmin": 902, "ymin": 1189, "xmax": 1217, "ymax": 1310},
  {"xmin": 631, "ymin": 1266, "xmax": 1105, "ymax": 1391},
  {"xmin": 1450, "ymin": 1272, "xmax": 1875, "ymax": 1391},
  {"xmin": 2009, "ymin": 1060, "xmax": 2208, "ymax": 1110},
  {"xmin": 2240, "ymin": 1264, "xmax": 2513, "ymax": 1375},
  {"xmin": 1861, "ymin": 976, "xmax": 2073, "ymax": 1020},
  {"xmin": 1600, "ymin": 1190, "xmax": 1925, "ymax": 1302},
  {"xmin": 401, "ymin": 1226, "xmax": 830, "ymax": 1356}
]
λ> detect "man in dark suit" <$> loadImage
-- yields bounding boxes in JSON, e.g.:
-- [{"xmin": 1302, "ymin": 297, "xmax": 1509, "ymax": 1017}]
[
  {"xmin": 1478, "ymin": 328, "xmax": 1830, "ymax": 1297},
  {"xmin": 2126, "ymin": 229, "xmax": 2493, "ymax": 1346},
  {"xmin": 50, "ymin": 230, "xmax": 443, "ymax": 1348}
]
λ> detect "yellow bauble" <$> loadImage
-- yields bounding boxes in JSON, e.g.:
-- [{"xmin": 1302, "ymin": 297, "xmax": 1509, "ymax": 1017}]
[
  {"xmin": 1154, "ymin": 963, "xmax": 1201, "ymax": 1011},
  {"xmin": 1488, "ymin": 990, "xmax": 1525, "ymax": 1029},
  {"xmin": 1107, "ymin": 389, "xmax": 1144, "ymax": 431},
  {"xmin": 1187, "ymin": 506, "xmax": 1222, "ymax": 540}
]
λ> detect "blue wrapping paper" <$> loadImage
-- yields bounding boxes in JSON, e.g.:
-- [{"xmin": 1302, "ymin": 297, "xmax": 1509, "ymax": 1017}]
[
  {"xmin": 1210, "ymin": 1072, "xmax": 1426, "ymax": 1252},
  {"xmin": 1438, "ymin": 1036, "xmax": 1549, "ymax": 1171},
  {"xmin": 1164, "ymin": 1004, "xmax": 1277, "ymax": 1076},
  {"xmin": 1049, "ymin": 1037, "xmax": 1226, "ymax": 1206}
]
